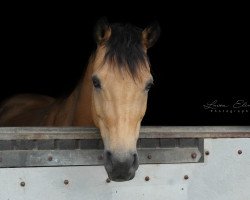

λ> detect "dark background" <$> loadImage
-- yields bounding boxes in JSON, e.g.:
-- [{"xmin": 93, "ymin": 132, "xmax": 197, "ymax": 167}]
[{"xmin": 1, "ymin": 3, "xmax": 249, "ymax": 125}]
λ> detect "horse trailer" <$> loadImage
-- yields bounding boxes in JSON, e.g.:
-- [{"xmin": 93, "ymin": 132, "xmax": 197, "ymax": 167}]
[{"xmin": 0, "ymin": 126, "xmax": 249, "ymax": 200}]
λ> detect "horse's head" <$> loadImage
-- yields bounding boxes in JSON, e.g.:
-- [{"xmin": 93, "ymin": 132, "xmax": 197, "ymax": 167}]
[{"xmin": 91, "ymin": 18, "xmax": 160, "ymax": 181}]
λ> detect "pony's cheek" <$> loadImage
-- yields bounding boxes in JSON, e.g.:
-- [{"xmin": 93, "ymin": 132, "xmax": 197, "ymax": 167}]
[
  {"xmin": 97, "ymin": 120, "xmax": 111, "ymax": 148},
  {"xmin": 91, "ymin": 103, "xmax": 99, "ymax": 128}
]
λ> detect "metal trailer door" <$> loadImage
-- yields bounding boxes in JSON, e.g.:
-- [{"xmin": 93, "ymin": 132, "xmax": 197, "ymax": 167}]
[{"xmin": 0, "ymin": 127, "xmax": 249, "ymax": 200}]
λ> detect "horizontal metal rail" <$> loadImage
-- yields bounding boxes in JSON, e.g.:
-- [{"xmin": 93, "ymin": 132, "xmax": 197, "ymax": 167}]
[
  {"xmin": 0, "ymin": 148, "xmax": 201, "ymax": 167},
  {"xmin": 0, "ymin": 126, "xmax": 250, "ymax": 140}
]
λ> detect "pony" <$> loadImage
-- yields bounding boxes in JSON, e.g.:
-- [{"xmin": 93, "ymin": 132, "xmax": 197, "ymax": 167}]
[{"xmin": 0, "ymin": 18, "xmax": 160, "ymax": 181}]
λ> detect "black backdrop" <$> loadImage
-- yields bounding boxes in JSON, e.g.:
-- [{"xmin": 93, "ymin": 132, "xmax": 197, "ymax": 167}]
[{"xmin": 1, "ymin": 3, "xmax": 249, "ymax": 125}]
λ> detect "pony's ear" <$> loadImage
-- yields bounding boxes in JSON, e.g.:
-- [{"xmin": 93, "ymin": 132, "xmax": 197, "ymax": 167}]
[
  {"xmin": 94, "ymin": 17, "xmax": 111, "ymax": 45},
  {"xmin": 142, "ymin": 21, "xmax": 161, "ymax": 49}
]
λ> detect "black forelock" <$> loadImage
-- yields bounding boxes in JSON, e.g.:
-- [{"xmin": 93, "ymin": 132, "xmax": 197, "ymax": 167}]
[{"xmin": 103, "ymin": 23, "xmax": 149, "ymax": 77}]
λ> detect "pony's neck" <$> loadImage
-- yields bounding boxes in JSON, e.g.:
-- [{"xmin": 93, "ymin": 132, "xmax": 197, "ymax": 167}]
[{"xmin": 68, "ymin": 56, "xmax": 95, "ymax": 126}]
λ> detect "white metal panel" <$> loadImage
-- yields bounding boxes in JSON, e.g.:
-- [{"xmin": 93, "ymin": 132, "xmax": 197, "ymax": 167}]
[{"xmin": 0, "ymin": 138, "xmax": 249, "ymax": 200}]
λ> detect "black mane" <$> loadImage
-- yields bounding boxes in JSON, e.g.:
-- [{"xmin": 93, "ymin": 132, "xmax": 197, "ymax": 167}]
[{"xmin": 104, "ymin": 23, "xmax": 148, "ymax": 77}]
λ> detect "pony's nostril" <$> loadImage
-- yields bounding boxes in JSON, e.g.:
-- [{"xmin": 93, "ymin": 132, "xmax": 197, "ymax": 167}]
[
  {"xmin": 106, "ymin": 151, "xmax": 112, "ymax": 158},
  {"xmin": 133, "ymin": 153, "xmax": 137, "ymax": 160},
  {"xmin": 132, "ymin": 153, "xmax": 138, "ymax": 168},
  {"xmin": 105, "ymin": 151, "xmax": 113, "ymax": 164},
  {"xmin": 104, "ymin": 151, "xmax": 113, "ymax": 172}
]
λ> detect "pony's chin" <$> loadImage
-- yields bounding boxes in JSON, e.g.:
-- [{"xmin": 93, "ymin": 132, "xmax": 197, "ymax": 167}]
[{"xmin": 108, "ymin": 172, "xmax": 135, "ymax": 182}]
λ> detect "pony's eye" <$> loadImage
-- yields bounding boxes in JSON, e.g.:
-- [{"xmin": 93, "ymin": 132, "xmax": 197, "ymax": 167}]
[
  {"xmin": 92, "ymin": 76, "xmax": 101, "ymax": 89},
  {"xmin": 145, "ymin": 82, "xmax": 153, "ymax": 91}
]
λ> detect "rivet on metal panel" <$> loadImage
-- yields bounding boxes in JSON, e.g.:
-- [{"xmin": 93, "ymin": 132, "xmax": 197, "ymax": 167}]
[
  {"xmin": 191, "ymin": 152, "xmax": 197, "ymax": 159},
  {"xmin": 20, "ymin": 182, "xmax": 25, "ymax": 187},
  {"xmin": 64, "ymin": 180, "xmax": 69, "ymax": 185},
  {"xmin": 48, "ymin": 156, "xmax": 53, "ymax": 161},
  {"xmin": 184, "ymin": 175, "xmax": 189, "ymax": 180},
  {"xmin": 145, "ymin": 176, "xmax": 150, "ymax": 181},
  {"xmin": 106, "ymin": 178, "xmax": 111, "ymax": 183},
  {"xmin": 147, "ymin": 154, "xmax": 152, "ymax": 159},
  {"xmin": 238, "ymin": 150, "xmax": 242, "ymax": 155},
  {"xmin": 205, "ymin": 151, "xmax": 210, "ymax": 156}
]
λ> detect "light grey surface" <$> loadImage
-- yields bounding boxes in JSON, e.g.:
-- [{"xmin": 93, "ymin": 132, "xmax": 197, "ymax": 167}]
[
  {"xmin": 0, "ymin": 126, "xmax": 250, "ymax": 140},
  {"xmin": 0, "ymin": 138, "xmax": 249, "ymax": 200},
  {"xmin": 0, "ymin": 148, "xmax": 201, "ymax": 167}
]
